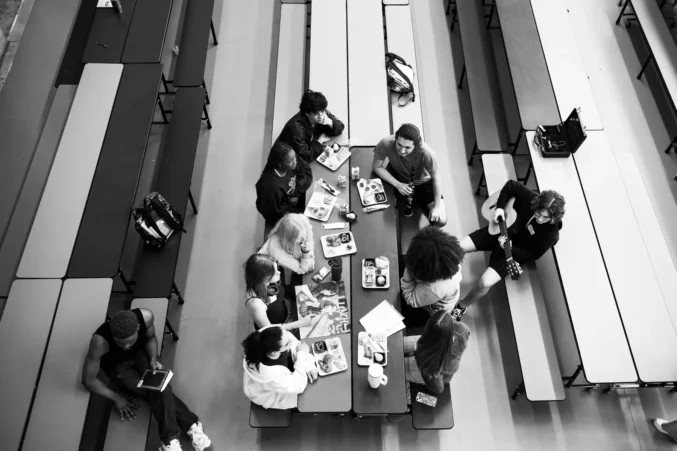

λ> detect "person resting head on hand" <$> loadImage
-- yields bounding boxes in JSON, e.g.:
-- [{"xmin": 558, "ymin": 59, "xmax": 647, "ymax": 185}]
[
  {"xmin": 242, "ymin": 325, "xmax": 319, "ymax": 410},
  {"xmin": 259, "ymin": 213, "xmax": 315, "ymax": 284}
]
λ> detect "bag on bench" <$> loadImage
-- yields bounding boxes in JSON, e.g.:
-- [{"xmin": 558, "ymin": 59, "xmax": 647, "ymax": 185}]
[
  {"xmin": 386, "ymin": 53, "xmax": 415, "ymax": 106},
  {"xmin": 132, "ymin": 192, "xmax": 186, "ymax": 248},
  {"xmin": 534, "ymin": 108, "xmax": 587, "ymax": 159}
]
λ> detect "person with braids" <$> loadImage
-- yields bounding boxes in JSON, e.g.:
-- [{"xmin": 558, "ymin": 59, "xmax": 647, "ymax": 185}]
[
  {"xmin": 387, "ymin": 311, "xmax": 470, "ymax": 422},
  {"xmin": 255, "ymin": 141, "xmax": 312, "ymax": 227},
  {"xmin": 81, "ymin": 310, "xmax": 211, "ymax": 451},
  {"xmin": 275, "ymin": 90, "xmax": 345, "ymax": 165},
  {"xmin": 372, "ymin": 123, "xmax": 447, "ymax": 226},
  {"xmin": 242, "ymin": 325, "xmax": 318, "ymax": 409},
  {"xmin": 401, "ymin": 226, "xmax": 463, "ymax": 315},
  {"xmin": 451, "ymin": 180, "xmax": 566, "ymax": 321}
]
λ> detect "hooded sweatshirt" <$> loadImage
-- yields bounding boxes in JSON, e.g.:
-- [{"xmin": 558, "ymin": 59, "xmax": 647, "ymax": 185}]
[{"xmin": 243, "ymin": 333, "xmax": 317, "ymax": 409}]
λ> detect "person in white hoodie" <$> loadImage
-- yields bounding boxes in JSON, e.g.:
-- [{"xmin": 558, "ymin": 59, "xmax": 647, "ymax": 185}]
[
  {"xmin": 259, "ymin": 213, "xmax": 315, "ymax": 285},
  {"xmin": 242, "ymin": 325, "xmax": 318, "ymax": 410},
  {"xmin": 400, "ymin": 226, "xmax": 464, "ymax": 315}
]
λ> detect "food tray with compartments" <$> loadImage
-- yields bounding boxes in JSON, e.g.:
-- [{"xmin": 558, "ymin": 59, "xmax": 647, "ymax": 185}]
[
  {"xmin": 357, "ymin": 178, "xmax": 387, "ymax": 206},
  {"xmin": 357, "ymin": 331, "xmax": 387, "ymax": 366},
  {"xmin": 312, "ymin": 337, "xmax": 348, "ymax": 376},
  {"xmin": 320, "ymin": 231, "xmax": 357, "ymax": 258},
  {"xmin": 362, "ymin": 257, "xmax": 390, "ymax": 289}
]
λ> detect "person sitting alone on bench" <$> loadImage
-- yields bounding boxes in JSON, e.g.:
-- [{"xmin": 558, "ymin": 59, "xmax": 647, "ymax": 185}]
[
  {"xmin": 259, "ymin": 213, "xmax": 315, "ymax": 284},
  {"xmin": 401, "ymin": 226, "xmax": 463, "ymax": 315},
  {"xmin": 388, "ymin": 311, "xmax": 470, "ymax": 422},
  {"xmin": 242, "ymin": 325, "xmax": 319, "ymax": 409},
  {"xmin": 275, "ymin": 89, "xmax": 345, "ymax": 165},
  {"xmin": 451, "ymin": 180, "xmax": 565, "ymax": 321},
  {"xmin": 81, "ymin": 309, "xmax": 211, "ymax": 451},
  {"xmin": 244, "ymin": 254, "xmax": 315, "ymax": 332},
  {"xmin": 372, "ymin": 124, "xmax": 447, "ymax": 226},
  {"xmin": 256, "ymin": 142, "xmax": 311, "ymax": 227}
]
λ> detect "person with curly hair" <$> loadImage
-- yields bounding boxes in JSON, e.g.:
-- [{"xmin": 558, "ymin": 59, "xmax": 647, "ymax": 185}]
[
  {"xmin": 401, "ymin": 226, "xmax": 463, "ymax": 315},
  {"xmin": 452, "ymin": 180, "xmax": 566, "ymax": 321},
  {"xmin": 81, "ymin": 310, "xmax": 211, "ymax": 451}
]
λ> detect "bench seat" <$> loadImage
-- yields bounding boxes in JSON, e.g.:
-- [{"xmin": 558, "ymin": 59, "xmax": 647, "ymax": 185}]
[
  {"xmin": 249, "ymin": 403, "xmax": 292, "ymax": 428},
  {"xmin": 481, "ymin": 154, "xmax": 564, "ymax": 401},
  {"xmin": 410, "ymin": 383, "xmax": 454, "ymax": 430},
  {"xmin": 172, "ymin": 0, "xmax": 216, "ymax": 88}
]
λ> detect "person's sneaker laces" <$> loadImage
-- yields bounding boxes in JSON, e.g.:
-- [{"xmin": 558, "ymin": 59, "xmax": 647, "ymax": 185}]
[
  {"xmin": 188, "ymin": 422, "xmax": 211, "ymax": 451},
  {"xmin": 450, "ymin": 305, "xmax": 467, "ymax": 321},
  {"xmin": 161, "ymin": 439, "xmax": 182, "ymax": 451}
]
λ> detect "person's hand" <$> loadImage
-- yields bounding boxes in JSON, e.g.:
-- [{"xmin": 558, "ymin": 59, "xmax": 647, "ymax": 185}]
[
  {"xmin": 306, "ymin": 367, "xmax": 319, "ymax": 383},
  {"xmin": 289, "ymin": 196, "xmax": 299, "ymax": 207},
  {"xmin": 316, "ymin": 134, "xmax": 331, "ymax": 144},
  {"xmin": 396, "ymin": 182, "xmax": 413, "ymax": 197},
  {"xmin": 498, "ymin": 235, "xmax": 511, "ymax": 249},
  {"xmin": 114, "ymin": 396, "xmax": 140, "ymax": 421},
  {"xmin": 150, "ymin": 357, "xmax": 163, "ymax": 373},
  {"xmin": 493, "ymin": 207, "xmax": 505, "ymax": 224},
  {"xmin": 300, "ymin": 240, "xmax": 309, "ymax": 253},
  {"xmin": 297, "ymin": 342, "xmax": 311, "ymax": 353},
  {"xmin": 320, "ymin": 113, "xmax": 333, "ymax": 127},
  {"xmin": 298, "ymin": 315, "xmax": 313, "ymax": 328},
  {"xmin": 428, "ymin": 206, "xmax": 442, "ymax": 224}
]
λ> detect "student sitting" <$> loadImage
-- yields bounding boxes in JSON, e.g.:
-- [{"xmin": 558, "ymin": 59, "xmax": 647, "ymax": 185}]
[
  {"xmin": 242, "ymin": 325, "xmax": 319, "ymax": 409},
  {"xmin": 259, "ymin": 213, "xmax": 315, "ymax": 285},
  {"xmin": 81, "ymin": 309, "xmax": 211, "ymax": 451},
  {"xmin": 401, "ymin": 226, "xmax": 463, "ymax": 315},
  {"xmin": 244, "ymin": 254, "xmax": 313, "ymax": 331},
  {"xmin": 275, "ymin": 89, "xmax": 346, "ymax": 165},
  {"xmin": 372, "ymin": 123, "xmax": 447, "ymax": 226},
  {"xmin": 452, "ymin": 180, "xmax": 565, "ymax": 321},
  {"xmin": 255, "ymin": 142, "xmax": 311, "ymax": 227}
]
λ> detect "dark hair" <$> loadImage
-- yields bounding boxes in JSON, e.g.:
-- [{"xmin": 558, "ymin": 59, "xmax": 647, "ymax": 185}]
[
  {"xmin": 109, "ymin": 310, "xmax": 139, "ymax": 339},
  {"xmin": 245, "ymin": 254, "xmax": 277, "ymax": 301},
  {"xmin": 264, "ymin": 141, "xmax": 295, "ymax": 172},
  {"xmin": 406, "ymin": 226, "xmax": 463, "ymax": 282},
  {"xmin": 395, "ymin": 123, "xmax": 422, "ymax": 149},
  {"xmin": 299, "ymin": 90, "xmax": 328, "ymax": 115},
  {"xmin": 415, "ymin": 311, "xmax": 457, "ymax": 376},
  {"xmin": 242, "ymin": 326, "xmax": 285, "ymax": 369},
  {"xmin": 530, "ymin": 190, "xmax": 565, "ymax": 223}
]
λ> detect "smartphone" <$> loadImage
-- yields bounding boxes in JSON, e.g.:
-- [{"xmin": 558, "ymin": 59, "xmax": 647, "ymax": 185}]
[
  {"xmin": 416, "ymin": 392, "xmax": 438, "ymax": 407},
  {"xmin": 312, "ymin": 265, "xmax": 330, "ymax": 283}
]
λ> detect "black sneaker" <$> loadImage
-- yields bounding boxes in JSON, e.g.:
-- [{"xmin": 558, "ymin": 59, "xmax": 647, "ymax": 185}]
[{"xmin": 451, "ymin": 305, "xmax": 467, "ymax": 321}]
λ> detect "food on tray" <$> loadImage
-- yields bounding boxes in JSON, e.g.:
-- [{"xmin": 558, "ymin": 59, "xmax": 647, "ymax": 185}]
[
  {"xmin": 314, "ymin": 341, "xmax": 327, "ymax": 353},
  {"xmin": 327, "ymin": 339, "xmax": 340, "ymax": 350},
  {"xmin": 374, "ymin": 352, "xmax": 385, "ymax": 364},
  {"xmin": 323, "ymin": 197, "xmax": 333, "ymax": 205},
  {"xmin": 363, "ymin": 344, "xmax": 373, "ymax": 359},
  {"xmin": 358, "ymin": 336, "xmax": 369, "ymax": 347},
  {"xmin": 319, "ymin": 354, "xmax": 334, "ymax": 373},
  {"xmin": 376, "ymin": 276, "xmax": 386, "ymax": 286},
  {"xmin": 333, "ymin": 359, "xmax": 347, "ymax": 371}
]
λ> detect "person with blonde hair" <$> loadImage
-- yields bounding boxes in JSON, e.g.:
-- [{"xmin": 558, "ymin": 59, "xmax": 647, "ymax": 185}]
[{"xmin": 259, "ymin": 213, "xmax": 315, "ymax": 285}]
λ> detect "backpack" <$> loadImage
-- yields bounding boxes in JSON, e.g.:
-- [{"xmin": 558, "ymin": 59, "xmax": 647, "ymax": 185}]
[
  {"xmin": 132, "ymin": 192, "xmax": 186, "ymax": 248},
  {"xmin": 385, "ymin": 52, "xmax": 416, "ymax": 106}
]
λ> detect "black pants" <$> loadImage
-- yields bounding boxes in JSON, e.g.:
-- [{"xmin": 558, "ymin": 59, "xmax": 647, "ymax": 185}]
[{"xmin": 106, "ymin": 350, "xmax": 199, "ymax": 445}]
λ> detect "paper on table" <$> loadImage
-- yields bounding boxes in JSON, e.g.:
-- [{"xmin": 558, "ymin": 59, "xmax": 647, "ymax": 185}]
[{"xmin": 360, "ymin": 300, "xmax": 405, "ymax": 337}]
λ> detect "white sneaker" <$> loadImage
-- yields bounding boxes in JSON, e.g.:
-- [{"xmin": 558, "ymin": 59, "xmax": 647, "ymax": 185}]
[
  {"xmin": 160, "ymin": 439, "xmax": 182, "ymax": 451},
  {"xmin": 188, "ymin": 422, "xmax": 211, "ymax": 451}
]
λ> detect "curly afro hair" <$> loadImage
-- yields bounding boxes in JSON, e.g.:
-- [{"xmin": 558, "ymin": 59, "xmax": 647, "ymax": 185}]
[
  {"xmin": 109, "ymin": 310, "xmax": 140, "ymax": 339},
  {"xmin": 405, "ymin": 226, "xmax": 464, "ymax": 282}
]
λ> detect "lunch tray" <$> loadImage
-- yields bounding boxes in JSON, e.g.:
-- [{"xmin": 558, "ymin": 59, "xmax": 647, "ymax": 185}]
[
  {"xmin": 362, "ymin": 257, "xmax": 390, "ymax": 289},
  {"xmin": 312, "ymin": 337, "xmax": 348, "ymax": 376}
]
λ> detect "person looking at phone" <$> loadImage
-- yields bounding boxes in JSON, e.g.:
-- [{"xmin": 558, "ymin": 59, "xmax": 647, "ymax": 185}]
[
  {"xmin": 81, "ymin": 309, "xmax": 211, "ymax": 451},
  {"xmin": 244, "ymin": 254, "xmax": 316, "ymax": 332},
  {"xmin": 256, "ymin": 142, "xmax": 312, "ymax": 227},
  {"xmin": 388, "ymin": 311, "xmax": 470, "ymax": 422},
  {"xmin": 259, "ymin": 213, "xmax": 315, "ymax": 285},
  {"xmin": 372, "ymin": 123, "xmax": 447, "ymax": 226},
  {"xmin": 275, "ymin": 89, "xmax": 346, "ymax": 165},
  {"xmin": 451, "ymin": 180, "xmax": 565, "ymax": 321},
  {"xmin": 401, "ymin": 226, "xmax": 463, "ymax": 315},
  {"xmin": 242, "ymin": 325, "xmax": 319, "ymax": 409}
]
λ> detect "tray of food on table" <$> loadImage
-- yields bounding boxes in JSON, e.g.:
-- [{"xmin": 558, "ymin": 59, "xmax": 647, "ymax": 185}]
[
  {"xmin": 357, "ymin": 178, "xmax": 387, "ymax": 206},
  {"xmin": 362, "ymin": 256, "xmax": 390, "ymax": 289},
  {"xmin": 304, "ymin": 191, "xmax": 336, "ymax": 222},
  {"xmin": 312, "ymin": 336, "xmax": 348, "ymax": 376},
  {"xmin": 316, "ymin": 143, "xmax": 351, "ymax": 171},
  {"xmin": 320, "ymin": 231, "xmax": 356, "ymax": 258},
  {"xmin": 357, "ymin": 331, "xmax": 387, "ymax": 366}
]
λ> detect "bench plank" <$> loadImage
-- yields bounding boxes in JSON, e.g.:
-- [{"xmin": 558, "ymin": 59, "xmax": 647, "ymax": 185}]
[
  {"xmin": 122, "ymin": 0, "xmax": 174, "ymax": 63},
  {"xmin": 22, "ymin": 279, "xmax": 113, "ymax": 451},
  {"xmin": 309, "ymin": 0, "xmax": 349, "ymax": 144},
  {"xmin": 526, "ymin": 131, "xmax": 637, "ymax": 384},
  {"xmin": 456, "ymin": 0, "xmax": 510, "ymax": 151},
  {"xmin": 250, "ymin": 403, "xmax": 292, "ymax": 428},
  {"xmin": 16, "ymin": 64, "xmax": 123, "ymax": 279},
  {"xmin": 103, "ymin": 298, "xmax": 169, "ymax": 451},
  {"xmin": 574, "ymin": 132, "xmax": 677, "ymax": 383},
  {"xmin": 482, "ymin": 154, "xmax": 564, "ymax": 401},
  {"xmin": 347, "ymin": 0, "xmax": 391, "ymax": 145},
  {"xmin": 173, "ymin": 0, "xmax": 215, "ymax": 87},
  {"xmin": 68, "ymin": 64, "xmax": 163, "ymax": 279},
  {"xmin": 531, "ymin": 0, "xmax": 603, "ymax": 130},
  {"xmin": 0, "ymin": 280, "xmax": 63, "ymax": 451},
  {"xmin": 385, "ymin": 6, "xmax": 424, "ymax": 137},
  {"xmin": 0, "ymin": 86, "xmax": 76, "ymax": 297},
  {"xmin": 82, "ymin": 0, "xmax": 138, "ymax": 63},
  {"xmin": 272, "ymin": 4, "xmax": 307, "ymax": 143},
  {"xmin": 410, "ymin": 383, "xmax": 453, "ymax": 430}
]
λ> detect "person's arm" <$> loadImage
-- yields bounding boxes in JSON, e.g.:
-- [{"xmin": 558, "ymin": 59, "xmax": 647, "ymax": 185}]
[
  {"xmin": 292, "ymin": 121, "xmax": 324, "ymax": 162},
  {"xmin": 422, "ymin": 371, "xmax": 445, "ymax": 394},
  {"xmin": 372, "ymin": 143, "xmax": 411, "ymax": 196},
  {"xmin": 510, "ymin": 230, "xmax": 559, "ymax": 261},
  {"xmin": 246, "ymin": 297, "xmax": 311, "ymax": 331},
  {"xmin": 256, "ymin": 182, "xmax": 286, "ymax": 226},
  {"xmin": 315, "ymin": 110, "xmax": 345, "ymax": 137},
  {"xmin": 496, "ymin": 180, "xmax": 533, "ymax": 209},
  {"xmin": 400, "ymin": 267, "xmax": 425, "ymax": 308},
  {"xmin": 140, "ymin": 309, "xmax": 161, "ymax": 371},
  {"xmin": 429, "ymin": 168, "xmax": 443, "ymax": 210},
  {"xmin": 294, "ymin": 161, "xmax": 313, "ymax": 194}
]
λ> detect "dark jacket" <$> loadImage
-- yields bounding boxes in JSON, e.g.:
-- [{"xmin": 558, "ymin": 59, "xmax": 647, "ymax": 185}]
[
  {"xmin": 255, "ymin": 169, "xmax": 302, "ymax": 226},
  {"xmin": 415, "ymin": 321, "xmax": 470, "ymax": 393},
  {"xmin": 496, "ymin": 180, "xmax": 562, "ymax": 262},
  {"xmin": 274, "ymin": 110, "xmax": 345, "ymax": 164}
]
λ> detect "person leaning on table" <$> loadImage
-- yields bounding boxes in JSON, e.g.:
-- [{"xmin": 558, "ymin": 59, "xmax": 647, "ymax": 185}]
[
  {"xmin": 372, "ymin": 123, "xmax": 448, "ymax": 226},
  {"xmin": 242, "ymin": 325, "xmax": 319, "ymax": 410},
  {"xmin": 259, "ymin": 213, "xmax": 315, "ymax": 285},
  {"xmin": 81, "ymin": 309, "xmax": 211, "ymax": 451}
]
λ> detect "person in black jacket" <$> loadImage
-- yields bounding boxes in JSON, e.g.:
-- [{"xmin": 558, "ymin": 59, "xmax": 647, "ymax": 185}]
[
  {"xmin": 274, "ymin": 90, "xmax": 345, "ymax": 165},
  {"xmin": 451, "ymin": 180, "xmax": 565, "ymax": 320},
  {"xmin": 256, "ymin": 142, "xmax": 310, "ymax": 227}
]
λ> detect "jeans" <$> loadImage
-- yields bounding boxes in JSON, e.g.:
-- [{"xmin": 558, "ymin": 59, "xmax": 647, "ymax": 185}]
[{"xmin": 106, "ymin": 350, "xmax": 199, "ymax": 445}]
